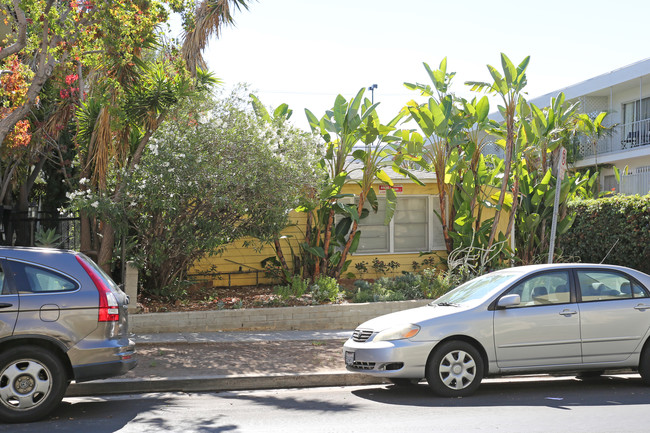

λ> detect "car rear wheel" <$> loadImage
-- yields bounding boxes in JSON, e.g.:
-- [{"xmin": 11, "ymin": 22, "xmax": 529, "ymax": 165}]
[
  {"xmin": 0, "ymin": 346, "xmax": 68, "ymax": 423},
  {"xmin": 426, "ymin": 341, "xmax": 484, "ymax": 397}
]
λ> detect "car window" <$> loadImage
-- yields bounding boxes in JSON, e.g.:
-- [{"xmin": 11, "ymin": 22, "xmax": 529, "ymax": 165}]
[
  {"xmin": 0, "ymin": 264, "xmax": 5, "ymax": 295},
  {"xmin": 504, "ymin": 271, "xmax": 571, "ymax": 307},
  {"xmin": 577, "ymin": 270, "xmax": 648, "ymax": 302},
  {"xmin": 11, "ymin": 261, "xmax": 78, "ymax": 294}
]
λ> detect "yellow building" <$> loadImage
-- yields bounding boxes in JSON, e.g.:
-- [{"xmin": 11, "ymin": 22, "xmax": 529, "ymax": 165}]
[{"xmin": 191, "ymin": 168, "xmax": 508, "ymax": 287}]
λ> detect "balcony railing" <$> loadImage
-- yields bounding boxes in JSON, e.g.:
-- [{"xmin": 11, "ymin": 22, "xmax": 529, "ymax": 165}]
[{"xmin": 579, "ymin": 118, "xmax": 650, "ymax": 159}]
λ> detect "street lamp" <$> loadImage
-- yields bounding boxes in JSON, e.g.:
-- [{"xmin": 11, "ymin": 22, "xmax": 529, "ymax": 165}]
[{"xmin": 368, "ymin": 84, "xmax": 377, "ymax": 104}]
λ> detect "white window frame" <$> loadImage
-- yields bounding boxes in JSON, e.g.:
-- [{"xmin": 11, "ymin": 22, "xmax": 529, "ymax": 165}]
[{"xmin": 344, "ymin": 194, "xmax": 446, "ymax": 255}]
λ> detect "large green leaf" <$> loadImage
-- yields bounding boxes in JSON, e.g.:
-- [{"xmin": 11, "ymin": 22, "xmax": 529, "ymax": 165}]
[
  {"xmin": 476, "ymin": 96, "xmax": 490, "ymax": 123},
  {"xmin": 376, "ymin": 169, "xmax": 393, "ymax": 186},
  {"xmin": 303, "ymin": 245, "xmax": 325, "ymax": 259},
  {"xmin": 250, "ymin": 94, "xmax": 271, "ymax": 121},
  {"xmin": 501, "ymin": 53, "xmax": 516, "ymax": 86},
  {"xmin": 333, "ymin": 94, "xmax": 348, "ymax": 128},
  {"xmin": 366, "ymin": 187, "xmax": 378, "ymax": 212},
  {"xmin": 349, "ymin": 231, "xmax": 362, "ymax": 254},
  {"xmin": 384, "ymin": 188, "xmax": 397, "ymax": 225},
  {"xmin": 557, "ymin": 212, "xmax": 576, "ymax": 235}
]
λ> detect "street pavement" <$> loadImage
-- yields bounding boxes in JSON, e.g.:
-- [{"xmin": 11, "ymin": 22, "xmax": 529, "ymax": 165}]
[{"xmin": 66, "ymin": 330, "xmax": 388, "ymax": 397}]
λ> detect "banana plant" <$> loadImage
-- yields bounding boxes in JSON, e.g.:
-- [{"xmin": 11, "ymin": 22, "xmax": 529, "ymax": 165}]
[
  {"xmin": 466, "ymin": 53, "xmax": 530, "ymax": 252},
  {"xmin": 302, "ymin": 89, "xmax": 415, "ymax": 279},
  {"xmin": 403, "ymin": 59, "xmax": 466, "ymax": 253},
  {"xmin": 515, "ymin": 166, "xmax": 597, "ymax": 263}
]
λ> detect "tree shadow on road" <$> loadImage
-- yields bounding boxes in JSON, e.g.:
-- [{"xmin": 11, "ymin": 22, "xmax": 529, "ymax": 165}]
[
  {"xmin": 219, "ymin": 389, "xmax": 360, "ymax": 414},
  {"xmin": 352, "ymin": 375, "xmax": 650, "ymax": 410},
  {"xmin": 5, "ymin": 394, "xmax": 237, "ymax": 433}
]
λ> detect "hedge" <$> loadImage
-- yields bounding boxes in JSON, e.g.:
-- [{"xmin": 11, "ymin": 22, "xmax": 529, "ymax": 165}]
[{"xmin": 559, "ymin": 194, "xmax": 650, "ymax": 274}]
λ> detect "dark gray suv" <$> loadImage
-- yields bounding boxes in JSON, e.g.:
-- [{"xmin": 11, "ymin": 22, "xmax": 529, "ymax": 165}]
[{"xmin": 0, "ymin": 247, "xmax": 136, "ymax": 423}]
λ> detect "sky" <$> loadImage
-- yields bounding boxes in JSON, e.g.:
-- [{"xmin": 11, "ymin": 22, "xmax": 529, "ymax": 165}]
[{"xmin": 203, "ymin": 0, "xmax": 649, "ymax": 130}]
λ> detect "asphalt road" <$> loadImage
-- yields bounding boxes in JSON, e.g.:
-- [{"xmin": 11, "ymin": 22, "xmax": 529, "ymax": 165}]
[{"xmin": 5, "ymin": 375, "xmax": 650, "ymax": 433}]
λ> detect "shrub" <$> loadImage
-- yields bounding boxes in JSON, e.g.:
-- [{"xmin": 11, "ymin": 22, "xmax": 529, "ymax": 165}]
[
  {"xmin": 560, "ymin": 195, "xmax": 650, "ymax": 273},
  {"xmin": 420, "ymin": 268, "xmax": 459, "ymax": 299},
  {"xmin": 274, "ymin": 276, "xmax": 310, "ymax": 300},
  {"xmin": 351, "ymin": 269, "xmax": 464, "ymax": 303},
  {"xmin": 310, "ymin": 276, "xmax": 341, "ymax": 303}
]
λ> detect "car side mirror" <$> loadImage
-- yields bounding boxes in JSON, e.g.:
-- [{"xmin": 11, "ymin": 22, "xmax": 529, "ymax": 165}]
[{"xmin": 497, "ymin": 294, "xmax": 521, "ymax": 308}]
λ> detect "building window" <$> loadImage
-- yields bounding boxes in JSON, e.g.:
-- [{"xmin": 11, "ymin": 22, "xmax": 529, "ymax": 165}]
[
  {"xmin": 622, "ymin": 97, "xmax": 650, "ymax": 146},
  {"xmin": 356, "ymin": 195, "xmax": 445, "ymax": 254}
]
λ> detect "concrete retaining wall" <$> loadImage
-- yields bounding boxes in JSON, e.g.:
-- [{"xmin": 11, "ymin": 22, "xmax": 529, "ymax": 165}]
[{"xmin": 130, "ymin": 300, "xmax": 431, "ymax": 333}]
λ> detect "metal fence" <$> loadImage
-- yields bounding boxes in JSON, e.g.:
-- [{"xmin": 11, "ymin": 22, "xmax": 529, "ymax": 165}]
[
  {"xmin": 0, "ymin": 208, "xmax": 80, "ymax": 250},
  {"xmin": 620, "ymin": 166, "xmax": 650, "ymax": 196}
]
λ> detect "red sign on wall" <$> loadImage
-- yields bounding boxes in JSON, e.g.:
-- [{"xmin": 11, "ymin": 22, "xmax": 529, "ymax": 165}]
[{"xmin": 379, "ymin": 184, "xmax": 403, "ymax": 193}]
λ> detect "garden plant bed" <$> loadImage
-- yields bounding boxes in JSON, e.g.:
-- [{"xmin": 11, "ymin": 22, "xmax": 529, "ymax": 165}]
[{"xmin": 137, "ymin": 283, "xmax": 357, "ymax": 313}]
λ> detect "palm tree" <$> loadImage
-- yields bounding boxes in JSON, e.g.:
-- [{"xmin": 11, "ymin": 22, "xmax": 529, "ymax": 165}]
[{"xmin": 181, "ymin": 0, "xmax": 252, "ymax": 76}]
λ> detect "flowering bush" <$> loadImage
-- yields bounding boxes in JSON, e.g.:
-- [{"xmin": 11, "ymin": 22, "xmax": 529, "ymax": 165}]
[{"xmin": 72, "ymin": 88, "xmax": 321, "ymax": 297}]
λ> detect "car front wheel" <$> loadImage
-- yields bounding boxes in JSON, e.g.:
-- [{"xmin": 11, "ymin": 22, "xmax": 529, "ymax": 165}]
[
  {"xmin": 639, "ymin": 343, "xmax": 650, "ymax": 386},
  {"xmin": 426, "ymin": 341, "xmax": 484, "ymax": 397},
  {"xmin": 0, "ymin": 346, "xmax": 68, "ymax": 423}
]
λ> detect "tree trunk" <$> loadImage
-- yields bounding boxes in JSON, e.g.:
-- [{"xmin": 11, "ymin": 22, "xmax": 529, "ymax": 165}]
[
  {"xmin": 97, "ymin": 221, "xmax": 115, "ymax": 272},
  {"xmin": 334, "ymin": 192, "xmax": 367, "ymax": 279},
  {"xmin": 487, "ymin": 106, "xmax": 515, "ymax": 250},
  {"xmin": 273, "ymin": 237, "xmax": 290, "ymax": 281},
  {"xmin": 320, "ymin": 208, "xmax": 335, "ymax": 276}
]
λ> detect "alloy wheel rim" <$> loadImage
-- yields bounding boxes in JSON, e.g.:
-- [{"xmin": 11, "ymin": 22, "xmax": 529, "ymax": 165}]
[
  {"xmin": 438, "ymin": 349, "xmax": 476, "ymax": 390},
  {"xmin": 0, "ymin": 359, "xmax": 52, "ymax": 411}
]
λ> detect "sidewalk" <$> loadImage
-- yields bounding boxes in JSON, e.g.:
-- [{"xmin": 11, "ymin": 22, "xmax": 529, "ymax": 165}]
[{"xmin": 66, "ymin": 330, "xmax": 387, "ymax": 397}]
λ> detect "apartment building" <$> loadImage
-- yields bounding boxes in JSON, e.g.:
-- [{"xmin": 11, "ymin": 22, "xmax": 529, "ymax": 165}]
[{"xmin": 529, "ymin": 58, "xmax": 650, "ymax": 195}]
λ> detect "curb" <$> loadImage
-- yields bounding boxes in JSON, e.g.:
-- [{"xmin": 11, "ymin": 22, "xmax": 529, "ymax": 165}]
[{"xmin": 66, "ymin": 373, "xmax": 388, "ymax": 397}]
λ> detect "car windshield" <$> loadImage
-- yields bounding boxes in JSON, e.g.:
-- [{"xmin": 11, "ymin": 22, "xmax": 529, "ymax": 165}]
[{"xmin": 431, "ymin": 271, "xmax": 521, "ymax": 306}]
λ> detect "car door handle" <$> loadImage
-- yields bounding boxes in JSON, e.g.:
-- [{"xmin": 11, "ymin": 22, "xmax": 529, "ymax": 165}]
[
  {"xmin": 634, "ymin": 304, "xmax": 650, "ymax": 311},
  {"xmin": 559, "ymin": 309, "xmax": 578, "ymax": 317},
  {"xmin": 0, "ymin": 303, "xmax": 13, "ymax": 309}
]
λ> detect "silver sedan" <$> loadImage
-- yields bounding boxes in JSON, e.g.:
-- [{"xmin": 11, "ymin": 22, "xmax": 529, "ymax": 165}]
[{"xmin": 343, "ymin": 263, "xmax": 650, "ymax": 396}]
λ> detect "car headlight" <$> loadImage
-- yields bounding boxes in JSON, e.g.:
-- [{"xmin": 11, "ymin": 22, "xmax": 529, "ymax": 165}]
[{"xmin": 374, "ymin": 324, "xmax": 421, "ymax": 342}]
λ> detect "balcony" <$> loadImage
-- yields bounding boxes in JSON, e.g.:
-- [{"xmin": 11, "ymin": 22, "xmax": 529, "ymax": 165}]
[{"xmin": 578, "ymin": 118, "xmax": 650, "ymax": 159}]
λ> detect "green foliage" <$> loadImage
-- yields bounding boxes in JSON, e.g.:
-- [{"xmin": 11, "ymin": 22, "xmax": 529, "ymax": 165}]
[
  {"xmin": 72, "ymin": 87, "xmax": 321, "ymax": 296},
  {"xmin": 274, "ymin": 276, "xmax": 309, "ymax": 300},
  {"xmin": 309, "ymin": 275, "xmax": 341, "ymax": 303},
  {"xmin": 352, "ymin": 271, "xmax": 457, "ymax": 303},
  {"xmin": 559, "ymin": 195, "xmax": 650, "ymax": 273},
  {"xmin": 515, "ymin": 168, "xmax": 596, "ymax": 264},
  {"xmin": 298, "ymin": 89, "xmax": 417, "ymax": 280},
  {"xmin": 371, "ymin": 258, "xmax": 401, "ymax": 275},
  {"xmin": 34, "ymin": 227, "xmax": 61, "ymax": 248}
]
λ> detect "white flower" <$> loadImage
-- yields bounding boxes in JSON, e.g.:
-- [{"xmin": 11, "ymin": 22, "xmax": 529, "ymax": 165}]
[
  {"xmin": 91, "ymin": 201, "xmax": 99, "ymax": 208},
  {"xmin": 162, "ymin": 162, "xmax": 170, "ymax": 167},
  {"xmin": 79, "ymin": 178, "xmax": 88, "ymax": 185}
]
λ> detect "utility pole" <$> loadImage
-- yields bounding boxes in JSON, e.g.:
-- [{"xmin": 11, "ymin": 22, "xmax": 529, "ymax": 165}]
[{"xmin": 548, "ymin": 147, "xmax": 568, "ymax": 264}]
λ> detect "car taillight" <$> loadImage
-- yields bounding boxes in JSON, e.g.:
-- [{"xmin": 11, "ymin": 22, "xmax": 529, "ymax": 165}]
[{"xmin": 76, "ymin": 256, "xmax": 120, "ymax": 322}]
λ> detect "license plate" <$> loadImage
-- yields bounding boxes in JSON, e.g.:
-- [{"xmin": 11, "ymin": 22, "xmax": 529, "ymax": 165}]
[{"xmin": 345, "ymin": 351, "xmax": 355, "ymax": 366}]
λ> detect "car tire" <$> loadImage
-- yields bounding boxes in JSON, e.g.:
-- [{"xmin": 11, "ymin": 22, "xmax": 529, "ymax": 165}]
[
  {"xmin": 0, "ymin": 346, "xmax": 69, "ymax": 423},
  {"xmin": 639, "ymin": 344, "xmax": 650, "ymax": 386},
  {"xmin": 426, "ymin": 341, "xmax": 484, "ymax": 397}
]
